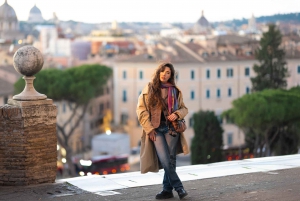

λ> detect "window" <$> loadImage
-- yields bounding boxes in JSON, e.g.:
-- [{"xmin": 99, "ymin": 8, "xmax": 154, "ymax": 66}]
[
  {"xmin": 227, "ymin": 133, "xmax": 233, "ymax": 145},
  {"xmin": 246, "ymin": 87, "xmax": 250, "ymax": 94},
  {"xmin": 122, "ymin": 90, "xmax": 127, "ymax": 102},
  {"xmin": 106, "ymin": 87, "xmax": 110, "ymax": 94},
  {"xmin": 206, "ymin": 89, "xmax": 210, "ymax": 99},
  {"xmin": 139, "ymin": 71, "xmax": 143, "ymax": 79},
  {"xmin": 217, "ymin": 88, "xmax": 221, "ymax": 98},
  {"xmin": 206, "ymin": 69, "xmax": 210, "ymax": 79},
  {"xmin": 245, "ymin": 67, "xmax": 250, "ymax": 76},
  {"xmin": 123, "ymin": 71, "xmax": 127, "ymax": 79},
  {"xmin": 202, "ymin": 52, "xmax": 208, "ymax": 57},
  {"xmin": 176, "ymin": 73, "xmax": 179, "ymax": 80},
  {"xmin": 106, "ymin": 101, "xmax": 110, "ymax": 109},
  {"xmin": 227, "ymin": 68, "xmax": 233, "ymax": 77},
  {"xmin": 89, "ymin": 106, "xmax": 93, "ymax": 115},
  {"xmin": 228, "ymin": 88, "xmax": 232, "ymax": 97},
  {"xmin": 99, "ymin": 103, "xmax": 104, "ymax": 115},
  {"xmin": 121, "ymin": 113, "xmax": 128, "ymax": 125},
  {"xmin": 90, "ymin": 122, "xmax": 94, "ymax": 130},
  {"xmin": 189, "ymin": 117, "xmax": 194, "ymax": 128},
  {"xmin": 217, "ymin": 69, "xmax": 221, "ymax": 78},
  {"xmin": 217, "ymin": 115, "xmax": 223, "ymax": 124},
  {"xmin": 191, "ymin": 90, "xmax": 195, "ymax": 100},
  {"xmin": 191, "ymin": 70, "xmax": 195, "ymax": 80},
  {"xmin": 298, "ymin": 65, "xmax": 300, "ymax": 74}
]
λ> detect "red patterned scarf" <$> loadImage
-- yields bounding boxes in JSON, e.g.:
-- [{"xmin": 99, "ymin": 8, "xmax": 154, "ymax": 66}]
[{"xmin": 160, "ymin": 83, "xmax": 178, "ymax": 114}]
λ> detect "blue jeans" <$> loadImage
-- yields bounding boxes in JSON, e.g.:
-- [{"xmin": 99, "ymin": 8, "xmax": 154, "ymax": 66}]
[{"xmin": 154, "ymin": 123, "xmax": 183, "ymax": 192}]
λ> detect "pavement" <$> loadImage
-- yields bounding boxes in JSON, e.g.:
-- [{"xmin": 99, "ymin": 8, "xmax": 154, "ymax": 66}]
[{"xmin": 1, "ymin": 154, "xmax": 300, "ymax": 201}]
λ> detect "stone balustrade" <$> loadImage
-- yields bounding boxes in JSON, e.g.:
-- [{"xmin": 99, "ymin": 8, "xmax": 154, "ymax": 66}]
[{"xmin": 0, "ymin": 46, "xmax": 57, "ymax": 186}]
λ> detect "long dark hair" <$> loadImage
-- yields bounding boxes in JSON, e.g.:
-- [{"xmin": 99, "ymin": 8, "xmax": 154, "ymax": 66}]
[{"xmin": 148, "ymin": 62, "xmax": 176, "ymax": 109}]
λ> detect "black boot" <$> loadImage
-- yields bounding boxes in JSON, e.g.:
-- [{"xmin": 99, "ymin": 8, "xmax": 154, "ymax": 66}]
[
  {"xmin": 177, "ymin": 189, "xmax": 188, "ymax": 200},
  {"xmin": 155, "ymin": 190, "xmax": 174, "ymax": 199}
]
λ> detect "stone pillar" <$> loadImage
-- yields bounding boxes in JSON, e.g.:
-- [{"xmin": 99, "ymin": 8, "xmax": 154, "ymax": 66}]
[{"xmin": 0, "ymin": 46, "xmax": 57, "ymax": 186}]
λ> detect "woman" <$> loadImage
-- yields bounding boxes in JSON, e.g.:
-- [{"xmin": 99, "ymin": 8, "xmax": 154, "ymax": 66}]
[{"xmin": 136, "ymin": 62, "xmax": 189, "ymax": 200}]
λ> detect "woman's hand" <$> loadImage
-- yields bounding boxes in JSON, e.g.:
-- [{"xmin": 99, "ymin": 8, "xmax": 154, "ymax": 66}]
[
  {"xmin": 167, "ymin": 113, "xmax": 179, "ymax": 122},
  {"xmin": 148, "ymin": 130, "xmax": 157, "ymax": 141}
]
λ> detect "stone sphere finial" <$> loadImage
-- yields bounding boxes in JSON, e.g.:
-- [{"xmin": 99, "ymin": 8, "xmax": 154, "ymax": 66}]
[
  {"xmin": 12, "ymin": 45, "xmax": 47, "ymax": 101},
  {"xmin": 13, "ymin": 45, "xmax": 44, "ymax": 76}
]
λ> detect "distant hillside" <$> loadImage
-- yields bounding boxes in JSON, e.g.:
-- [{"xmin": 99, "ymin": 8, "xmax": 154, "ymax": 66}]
[{"xmin": 213, "ymin": 12, "xmax": 300, "ymax": 28}]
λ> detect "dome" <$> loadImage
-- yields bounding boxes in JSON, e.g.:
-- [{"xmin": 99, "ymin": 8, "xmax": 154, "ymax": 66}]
[
  {"xmin": 28, "ymin": 4, "xmax": 44, "ymax": 23},
  {"xmin": 0, "ymin": 0, "xmax": 18, "ymax": 23},
  {"xmin": 30, "ymin": 5, "xmax": 42, "ymax": 14},
  {"xmin": 196, "ymin": 11, "xmax": 209, "ymax": 27}
]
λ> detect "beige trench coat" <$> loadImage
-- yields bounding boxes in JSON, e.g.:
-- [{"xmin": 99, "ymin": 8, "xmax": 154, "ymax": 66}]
[{"xmin": 136, "ymin": 83, "xmax": 190, "ymax": 174}]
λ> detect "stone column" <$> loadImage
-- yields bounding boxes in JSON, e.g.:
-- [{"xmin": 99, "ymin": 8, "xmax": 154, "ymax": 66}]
[{"xmin": 0, "ymin": 46, "xmax": 57, "ymax": 186}]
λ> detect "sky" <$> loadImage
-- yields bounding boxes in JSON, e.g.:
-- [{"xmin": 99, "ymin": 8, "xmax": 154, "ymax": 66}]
[{"xmin": 2, "ymin": 0, "xmax": 300, "ymax": 24}]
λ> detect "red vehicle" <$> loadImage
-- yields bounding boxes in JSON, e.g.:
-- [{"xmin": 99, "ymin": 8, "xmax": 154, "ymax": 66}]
[{"xmin": 78, "ymin": 155, "xmax": 130, "ymax": 176}]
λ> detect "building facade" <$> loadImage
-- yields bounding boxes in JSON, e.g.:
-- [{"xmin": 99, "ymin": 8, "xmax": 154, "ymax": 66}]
[{"xmin": 111, "ymin": 38, "xmax": 300, "ymax": 152}]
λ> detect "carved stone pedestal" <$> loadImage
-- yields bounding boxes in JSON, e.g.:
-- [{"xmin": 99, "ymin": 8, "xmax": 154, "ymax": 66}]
[{"xmin": 0, "ymin": 99, "xmax": 57, "ymax": 186}]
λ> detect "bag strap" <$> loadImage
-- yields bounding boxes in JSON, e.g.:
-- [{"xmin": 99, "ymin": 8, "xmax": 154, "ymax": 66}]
[{"xmin": 159, "ymin": 95, "xmax": 171, "ymax": 116}]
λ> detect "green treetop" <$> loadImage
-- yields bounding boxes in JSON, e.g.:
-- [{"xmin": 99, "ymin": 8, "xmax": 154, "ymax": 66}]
[
  {"xmin": 251, "ymin": 24, "xmax": 289, "ymax": 91},
  {"xmin": 191, "ymin": 111, "xmax": 223, "ymax": 164}
]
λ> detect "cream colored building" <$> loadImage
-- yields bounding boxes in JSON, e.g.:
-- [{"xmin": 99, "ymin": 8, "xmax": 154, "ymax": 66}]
[{"xmin": 111, "ymin": 38, "xmax": 300, "ymax": 151}]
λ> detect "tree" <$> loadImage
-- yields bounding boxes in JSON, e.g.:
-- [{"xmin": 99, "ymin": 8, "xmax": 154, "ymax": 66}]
[
  {"xmin": 15, "ymin": 64, "xmax": 112, "ymax": 176},
  {"xmin": 223, "ymin": 89, "xmax": 300, "ymax": 157},
  {"xmin": 251, "ymin": 24, "xmax": 289, "ymax": 91},
  {"xmin": 272, "ymin": 87, "xmax": 300, "ymax": 155},
  {"xmin": 191, "ymin": 111, "xmax": 223, "ymax": 165}
]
